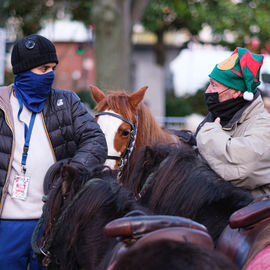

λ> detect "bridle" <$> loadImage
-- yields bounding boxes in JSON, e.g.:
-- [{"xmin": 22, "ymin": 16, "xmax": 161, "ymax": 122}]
[
  {"xmin": 95, "ymin": 111, "xmax": 138, "ymax": 170},
  {"xmin": 135, "ymin": 156, "xmax": 170, "ymax": 201}
]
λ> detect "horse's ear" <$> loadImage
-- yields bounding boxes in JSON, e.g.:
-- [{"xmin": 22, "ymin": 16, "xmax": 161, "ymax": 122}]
[
  {"xmin": 61, "ymin": 164, "xmax": 79, "ymax": 195},
  {"xmin": 89, "ymin": 85, "xmax": 106, "ymax": 104},
  {"xmin": 129, "ymin": 86, "xmax": 148, "ymax": 109},
  {"xmin": 145, "ymin": 146, "xmax": 155, "ymax": 166}
]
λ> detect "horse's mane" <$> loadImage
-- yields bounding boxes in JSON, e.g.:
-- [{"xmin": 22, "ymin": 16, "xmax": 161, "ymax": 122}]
[
  {"xmin": 95, "ymin": 90, "xmax": 176, "ymax": 148},
  {"xmin": 122, "ymin": 144, "xmax": 253, "ymax": 242},
  {"xmin": 39, "ymin": 163, "xmax": 147, "ymax": 269},
  {"xmin": 136, "ymin": 103, "xmax": 176, "ymax": 147},
  {"xmin": 111, "ymin": 240, "xmax": 238, "ymax": 270}
]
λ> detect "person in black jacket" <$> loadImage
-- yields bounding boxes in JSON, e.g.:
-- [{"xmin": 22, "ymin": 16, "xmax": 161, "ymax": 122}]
[{"xmin": 0, "ymin": 34, "xmax": 107, "ymax": 270}]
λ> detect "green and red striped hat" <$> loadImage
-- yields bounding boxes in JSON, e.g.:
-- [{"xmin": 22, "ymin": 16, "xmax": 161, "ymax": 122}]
[{"xmin": 209, "ymin": 47, "xmax": 264, "ymax": 101}]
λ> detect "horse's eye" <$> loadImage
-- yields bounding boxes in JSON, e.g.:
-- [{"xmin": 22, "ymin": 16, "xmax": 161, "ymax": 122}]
[{"xmin": 121, "ymin": 130, "xmax": 130, "ymax": 137}]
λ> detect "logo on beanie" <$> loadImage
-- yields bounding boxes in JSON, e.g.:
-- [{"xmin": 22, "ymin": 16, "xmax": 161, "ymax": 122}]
[
  {"xmin": 25, "ymin": 39, "xmax": 36, "ymax": 50},
  {"xmin": 217, "ymin": 53, "xmax": 238, "ymax": 70}
]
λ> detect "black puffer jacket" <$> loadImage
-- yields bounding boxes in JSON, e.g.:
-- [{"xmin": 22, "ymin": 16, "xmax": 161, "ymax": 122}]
[{"xmin": 0, "ymin": 85, "xmax": 107, "ymax": 198}]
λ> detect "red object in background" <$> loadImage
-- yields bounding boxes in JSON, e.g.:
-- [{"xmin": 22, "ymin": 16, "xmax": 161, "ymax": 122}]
[{"xmin": 251, "ymin": 38, "xmax": 260, "ymax": 50}]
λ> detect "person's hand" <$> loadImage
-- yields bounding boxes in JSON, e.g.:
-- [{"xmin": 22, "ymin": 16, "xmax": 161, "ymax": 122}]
[{"xmin": 214, "ymin": 117, "xmax": 221, "ymax": 124}]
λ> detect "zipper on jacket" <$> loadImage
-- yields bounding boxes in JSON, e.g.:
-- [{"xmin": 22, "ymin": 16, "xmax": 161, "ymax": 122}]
[{"xmin": 41, "ymin": 112, "xmax": 57, "ymax": 162}]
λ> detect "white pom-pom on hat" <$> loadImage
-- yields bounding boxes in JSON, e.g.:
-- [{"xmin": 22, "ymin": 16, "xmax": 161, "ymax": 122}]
[{"xmin": 243, "ymin": 91, "xmax": 254, "ymax": 101}]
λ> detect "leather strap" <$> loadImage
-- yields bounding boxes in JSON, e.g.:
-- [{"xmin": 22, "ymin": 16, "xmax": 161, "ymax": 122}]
[
  {"xmin": 133, "ymin": 227, "xmax": 214, "ymax": 250},
  {"xmin": 230, "ymin": 198, "xmax": 270, "ymax": 228},
  {"xmin": 104, "ymin": 215, "xmax": 208, "ymax": 237}
]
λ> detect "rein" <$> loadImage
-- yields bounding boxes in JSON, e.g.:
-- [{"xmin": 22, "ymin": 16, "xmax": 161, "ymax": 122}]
[
  {"xmin": 135, "ymin": 156, "xmax": 170, "ymax": 201},
  {"xmin": 31, "ymin": 177, "xmax": 103, "ymax": 267},
  {"xmin": 95, "ymin": 111, "xmax": 138, "ymax": 170}
]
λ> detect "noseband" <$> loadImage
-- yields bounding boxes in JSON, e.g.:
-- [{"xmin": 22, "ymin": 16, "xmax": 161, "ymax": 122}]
[{"xmin": 95, "ymin": 111, "xmax": 137, "ymax": 170}]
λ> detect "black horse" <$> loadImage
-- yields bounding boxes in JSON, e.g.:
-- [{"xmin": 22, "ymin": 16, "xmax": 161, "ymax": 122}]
[
  {"xmin": 121, "ymin": 143, "xmax": 253, "ymax": 243},
  {"xmin": 110, "ymin": 240, "xmax": 238, "ymax": 270},
  {"xmin": 34, "ymin": 144, "xmax": 254, "ymax": 269},
  {"xmin": 34, "ymin": 162, "xmax": 148, "ymax": 270}
]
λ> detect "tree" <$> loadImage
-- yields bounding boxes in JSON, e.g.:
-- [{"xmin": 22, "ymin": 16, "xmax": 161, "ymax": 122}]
[
  {"xmin": 0, "ymin": 0, "xmax": 56, "ymax": 34},
  {"xmin": 91, "ymin": 0, "xmax": 148, "ymax": 90},
  {"xmin": 142, "ymin": 0, "xmax": 207, "ymax": 65},
  {"xmin": 141, "ymin": 0, "xmax": 270, "ymax": 63},
  {"xmin": 0, "ymin": 0, "xmax": 148, "ymax": 90},
  {"xmin": 2, "ymin": 0, "xmax": 270, "ymax": 90}
]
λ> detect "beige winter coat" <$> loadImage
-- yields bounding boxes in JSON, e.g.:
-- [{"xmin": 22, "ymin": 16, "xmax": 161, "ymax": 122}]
[{"xmin": 197, "ymin": 94, "xmax": 270, "ymax": 198}]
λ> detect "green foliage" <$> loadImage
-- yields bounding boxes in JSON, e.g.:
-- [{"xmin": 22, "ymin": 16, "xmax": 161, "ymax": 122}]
[
  {"xmin": 166, "ymin": 91, "xmax": 193, "ymax": 116},
  {"xmin": 166, "ymin": 88, "xmax": 208, "ymax": 117},
  {"xmin": 142, "ymin": 0, "xmax": 178, "ymax": 33},
  {"xmin": 202, "ymin": 0, "xmax": 270, "ymax": 52},
  {"xmin": 4, "ymin": 71, "xmax": 14, "ymax": 85},
  {"xmin": 77, "ymin": 89, "xmax": 96, "ymax": 110},
  {"xmin": 186, "ymin": 89, "xmax": 208, "ymax": 116},
  {"xmin": 1, "ymin": 0, "xmax": 53, "ymax": 35},
  {"xmin": 3, "ymin": 0, "xmax": 270, "ymax": 106},
  {"xmin": 1, "ymin": 0, "xmax": 93, "ymax": 35},
  {"xmin": 68, "ymin": 0, "xmax": 93, "ymax": 26},
  {"xmin": 142, "ymin": 0, "xmax": 210, "ymax": 37},
  {"xmin": 4, "ymin": 0, "xmax": 270, "ymax": 53},
  {"xmin": 142, "ymin": 0, "xmax": 270, "ymax": 54}
]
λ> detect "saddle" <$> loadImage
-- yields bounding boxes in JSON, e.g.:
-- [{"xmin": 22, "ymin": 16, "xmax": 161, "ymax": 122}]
[
  {"xmin": 216, "ymin": 196, "xmax": 270, "ymax": 269},
  {"xmin": 104, "ymin": 214, "xmax": 214, "ymax": 269}
]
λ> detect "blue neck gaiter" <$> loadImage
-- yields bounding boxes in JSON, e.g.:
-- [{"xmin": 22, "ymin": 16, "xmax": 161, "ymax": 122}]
[{"xmin": 14, "ymin": 70, "xmax": 55, "ymax": 113}]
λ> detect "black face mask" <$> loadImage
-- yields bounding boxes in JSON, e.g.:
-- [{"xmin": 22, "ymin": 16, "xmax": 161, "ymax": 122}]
[{"xmin": 204, "ymin": 92, "xmax": 248, "ymax": 125}]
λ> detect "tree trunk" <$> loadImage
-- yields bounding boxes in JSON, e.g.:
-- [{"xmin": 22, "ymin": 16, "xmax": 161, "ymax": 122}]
[
  {"xmin": 155, "ymin": 30, "xmax": 166, "ymax": 66},
  {"xmin": 91, "ymin": 0, "xmax": 148, "ymax": 91}
]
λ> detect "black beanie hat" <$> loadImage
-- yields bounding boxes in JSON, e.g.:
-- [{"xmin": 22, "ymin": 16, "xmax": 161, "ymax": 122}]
[{"xmin": 11, "ymin": 34, "xmax": 58, "ymax": 74}]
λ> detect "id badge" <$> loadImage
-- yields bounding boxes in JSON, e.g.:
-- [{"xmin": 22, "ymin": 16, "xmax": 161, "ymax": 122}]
[{"xmin": 11, "ymin": 175, "xmax": 30, "ymax": 200}]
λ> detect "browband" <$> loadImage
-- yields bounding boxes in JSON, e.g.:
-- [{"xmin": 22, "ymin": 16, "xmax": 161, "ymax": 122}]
[{"xmin": 95, "ymin": 112, "xmax": 135, "ymax": 130}]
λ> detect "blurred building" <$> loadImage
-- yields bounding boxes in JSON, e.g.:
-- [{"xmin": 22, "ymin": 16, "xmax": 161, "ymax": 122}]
[
  {"xmin": 38, "ymin": 20, "xmax": 96, "ymax": 91},
  {"xmin": 37, "ymin": 20, "xmax": 181, "ymax": 118},
  {"xmin": 4, "ymin": 19, "xmax": 198, "ymax": 119},
  {"xmin": 132, "ymin": 43, "xmax": 179, "ymax": 118}
]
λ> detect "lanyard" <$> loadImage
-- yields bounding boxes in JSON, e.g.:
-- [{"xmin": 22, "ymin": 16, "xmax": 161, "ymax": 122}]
[{"xmin": 14, "ymin": 88, "xmax": 36, "ymax": 174}]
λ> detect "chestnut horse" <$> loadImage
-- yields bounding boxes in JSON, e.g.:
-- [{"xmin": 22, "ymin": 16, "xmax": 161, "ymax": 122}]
[{"xmin": 90, "ymin": 85, "xmax": 183, "ymax": 175}]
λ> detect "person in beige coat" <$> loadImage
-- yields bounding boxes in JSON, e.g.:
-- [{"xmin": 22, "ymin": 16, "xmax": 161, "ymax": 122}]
[{"xmin": 196, "ymin": 47, "xmax": 270, "ymax": 198}]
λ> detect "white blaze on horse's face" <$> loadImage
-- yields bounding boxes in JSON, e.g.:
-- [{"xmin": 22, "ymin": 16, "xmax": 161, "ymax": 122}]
[{"xmin": 97, "ymin": 110, "xmax": 122, "ymax": 169}]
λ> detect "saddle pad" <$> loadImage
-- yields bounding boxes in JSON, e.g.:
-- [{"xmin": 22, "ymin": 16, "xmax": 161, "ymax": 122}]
[{"xmin": 246, "ymin": 245, "xmax": 270, "ymax": 270}]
